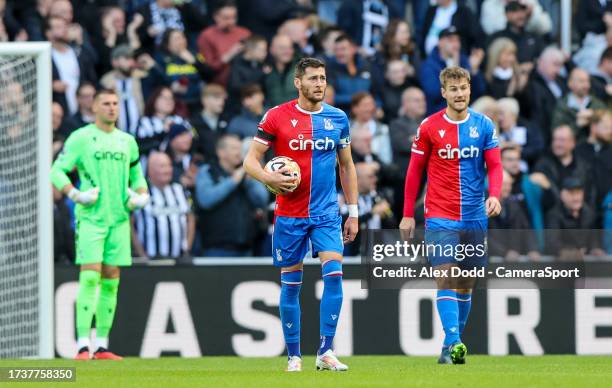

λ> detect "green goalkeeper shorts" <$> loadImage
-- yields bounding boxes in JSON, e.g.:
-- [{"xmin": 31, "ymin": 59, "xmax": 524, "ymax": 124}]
[{"xmin": 75, "ymin": 220, "xmax": 132, "ymax": 266}]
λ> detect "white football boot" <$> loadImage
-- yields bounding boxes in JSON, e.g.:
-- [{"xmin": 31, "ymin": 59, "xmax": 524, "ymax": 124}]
[
  {"xmin": 315, "ymin": 349, "xmax": 348, "ymax": 371},
  {"xmin": 286, "ymin": 356, "xmax": 302, "ymax": 372}
]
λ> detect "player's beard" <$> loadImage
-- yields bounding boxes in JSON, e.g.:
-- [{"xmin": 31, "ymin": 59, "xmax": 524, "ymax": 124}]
[{"xmin": 301, "ymin": 85, "xmax": 325, "ymax": 104}]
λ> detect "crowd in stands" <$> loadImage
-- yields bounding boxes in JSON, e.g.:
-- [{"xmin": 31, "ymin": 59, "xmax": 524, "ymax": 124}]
[{"xmin": 2, "ymin": 0, "xmax": 609, "ymax": 261}]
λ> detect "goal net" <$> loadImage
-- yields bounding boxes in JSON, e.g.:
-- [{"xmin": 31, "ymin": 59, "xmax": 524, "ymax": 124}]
[{"xmin": 0, "ymin": 43, "xmax": 53, "ymax": 358}]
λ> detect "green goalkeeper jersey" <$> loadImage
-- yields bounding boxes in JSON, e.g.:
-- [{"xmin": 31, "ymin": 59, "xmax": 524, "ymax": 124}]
[{"xmin": 51, "ymin": 123, "xmax": 148, "ymax": 226}]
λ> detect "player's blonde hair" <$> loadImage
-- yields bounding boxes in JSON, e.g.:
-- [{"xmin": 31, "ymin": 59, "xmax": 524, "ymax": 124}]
[{"xmin": 439, "ymin": 66, "xmax": 471, "ymax": 89}]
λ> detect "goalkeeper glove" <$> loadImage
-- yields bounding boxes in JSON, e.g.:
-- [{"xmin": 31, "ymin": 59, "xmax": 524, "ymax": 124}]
[
  {"xmin": 127, "ymin": 188, "xmax": 150, "ymax": 210},
  {"xmin": 68, "ymin": 187, "xmax": 99, "ymax": 205}
]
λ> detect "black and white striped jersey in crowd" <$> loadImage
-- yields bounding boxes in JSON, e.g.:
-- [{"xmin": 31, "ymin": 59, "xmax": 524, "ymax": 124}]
[
  {"xmin": 134, "ymin": 183, "xmax": 191, "ymax": 259},
  {"xmin": 131, "ymin": 114, "xmax": 190, "ymax": 138}
]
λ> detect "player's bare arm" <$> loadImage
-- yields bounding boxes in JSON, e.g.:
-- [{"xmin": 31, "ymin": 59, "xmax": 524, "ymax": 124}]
[
  {"xmin": 243, "ymin": 140, "xmax": 297, "ymax": 193},
  {"xmin": 337, "ymin": 146, "xmax": 358, "ymax": 243}
]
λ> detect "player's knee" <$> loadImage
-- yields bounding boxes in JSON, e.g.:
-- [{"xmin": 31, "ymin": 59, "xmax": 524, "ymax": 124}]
[
  {"xmin": 281, "ymin": 270, "xmax": 303, "ymax": 298},
  {"xmin": 322, "ymin": 260, "xmax": 343, "ymax": 289},
  {"xmin": 102, "ymin": 265, "xmax": 120, "ymax": 279},
  {"xmin": 79, "ymin": 270, "xmax": 101, "ymax": 288}
]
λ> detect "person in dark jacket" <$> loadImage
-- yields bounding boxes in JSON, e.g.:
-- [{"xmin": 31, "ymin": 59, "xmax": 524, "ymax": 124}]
[
  {"xmin": 420, "ymin": 27, "xmax": 485, "ymax": 115},
  {"xmin": 497, "ymin": 97, "xmax": 544, "ymax": 168},
  {"xmin": 545, "ymin": 177, "xmax": 604, "ymax": 259},
  {"xmin": 327, "ymin": 33, "xmax": 381, "ymax": 114},
  {"xmin": 195, "ymin": 134, "xmax": 268, "ymax": 256},
  {"xmin": 226, "ymin": 35, "xmax": 268, "ymax": 116},
  {"xmin": 419, "ymin": 0, "xmax": 483, "ymax": 56},
  {"xmin": 190, "ymin": 84, "xmax": 230, "ymax": 163},
  {"xmin": 523, "ymin": 46, "xmax": 567, "ymax": 144}
]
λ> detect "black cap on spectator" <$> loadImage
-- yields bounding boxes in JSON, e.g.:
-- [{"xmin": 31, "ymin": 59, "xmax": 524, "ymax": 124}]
[
  {"xmin": 561, "ymin": 177, "xmax": 584, "ymax": 191},
  {"xmin": 168, "ymin": 123, "xmax": 192, "ymax": 144},
  {"xmin": 505, "ymin": 1, "xmax": 528, "ymax": 13},
  {"xmin": 438, "ymin": 26, "xmax": 460, "ymax": 39},
  {"xmin": 111, "ymin": 44, "xmax": 134, "ymax": 60}
]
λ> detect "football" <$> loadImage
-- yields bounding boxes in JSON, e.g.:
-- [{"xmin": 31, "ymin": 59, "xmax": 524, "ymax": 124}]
[{"xmin": 263, "ymin": 156, "xmax": 301, "ymax": 195}]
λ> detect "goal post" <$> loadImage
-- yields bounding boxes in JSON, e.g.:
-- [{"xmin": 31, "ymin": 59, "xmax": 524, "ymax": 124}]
[{"xmin": 0, "ymin": 42, "xmax": 53, "ymax": 359}]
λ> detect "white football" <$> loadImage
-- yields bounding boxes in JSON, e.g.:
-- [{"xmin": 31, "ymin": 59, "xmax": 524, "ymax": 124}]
[{"xmin": 263, "ymin": 156, "xmax": 301, "ymax": 195}]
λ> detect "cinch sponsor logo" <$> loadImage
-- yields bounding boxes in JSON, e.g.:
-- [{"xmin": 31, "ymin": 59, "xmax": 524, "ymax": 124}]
[
  {"xmin": 438, "ymin": 144, "xmax": 480, "ymax": 159},
  {"xmin": 289, "ymin": 134, "xmax": 335, "ymax": 150},
  {"xmin": 94, "ymin": 151, "xmax": 127, "ymax": 161}
]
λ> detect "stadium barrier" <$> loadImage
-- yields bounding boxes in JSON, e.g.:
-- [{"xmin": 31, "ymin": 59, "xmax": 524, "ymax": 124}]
[{"xmin": 54, "ymin": 258, "xmax": 612, "ymax": 358}]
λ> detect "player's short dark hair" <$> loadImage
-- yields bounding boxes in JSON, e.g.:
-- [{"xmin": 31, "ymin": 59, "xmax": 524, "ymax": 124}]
[
  {"xmin": 94, "ymin": 88, "xmax": 117, "ymax": 100},
  {"xmin": 439, "ymin": 66, "xmax": 471, "ymax": 89},
  {"xmin": 600, "ymin": 46, "xmax": 612, "ymax": 64},
  {"xmin": 240, "ymin": 83, "xmax": 263, "ymax": 101},
  {"xmin": 294, "ymin": 57, "xmax": 326, "ymax": 79}
]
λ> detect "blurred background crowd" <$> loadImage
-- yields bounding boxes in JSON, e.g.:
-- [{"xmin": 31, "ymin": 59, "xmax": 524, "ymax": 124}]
[{"xmin": 1, "ymin": 0, "xmax": 609, "ymax": 261}]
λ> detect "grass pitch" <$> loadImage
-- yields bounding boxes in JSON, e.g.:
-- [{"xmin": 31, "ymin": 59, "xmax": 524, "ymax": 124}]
[{"xmin": 1, "ymin": 356, "xmax": 611, "ymax": 387}]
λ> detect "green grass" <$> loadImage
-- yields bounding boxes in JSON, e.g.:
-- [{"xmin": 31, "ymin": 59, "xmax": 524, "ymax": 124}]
[{"xmin": 1, "ymin": 356, "xmax": 611, "ymax": 387}]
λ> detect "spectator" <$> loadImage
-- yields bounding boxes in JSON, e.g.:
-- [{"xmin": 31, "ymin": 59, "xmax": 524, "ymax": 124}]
[
  {"xmin": 551, "ymin": 67, "xmax": 607, "ymax": 141},
  {"xmin": 52, "ymin": 102, "xmax": 69, "ymax": 156},
  {"xmin": 135, "ymin": 0, "xmax": 206, "ymax": 53},
  {"xmin": 226, "ymin": 35, "xmax": 268, "ymax": 116},
  {"xmin": 0, "ymin": 0, "xmax": 27, "ymax": 41},
  {"xmin": 163, "ymin": 123, "xmax": 197, "ymax": 191},
  {"xmin": 264, "ymin": 34, "xmax": 299, "ymax": 108},
  {"xmin": 488, "ymin": 170, "xmax": 540, "ymax": 261},
  {"xmin": 545, "ymin": 177, "xmax": 603, "ymax": 259},
  {"xmin": 278, "ymin": 17, "xmax": 313, "ymax": 56},
  {"xmin": 420, "ymin": 0, "xmax": 482, "ymax": 56},
  {"xmin": 350, "ymin": 92, "xmax": 392, "ymax": 164},
  {"xmin": 100, "ymin": 44, "xmax": 147, "ymax": 135},
  {"xmin": 389, "ymin": 86, "xmax": 426, "ymax": 217},
  {"xmin": 135, "ymin": 86, "xmax": 192, "ymax": 158},
  {"xmin": 501, "ymin": 144, "xmax": 548, "ymax": 234},
  {"xmin": 236, "ymin": 0, "xmax": 313, "ymax": 41},
  {"xmin": 420, "ymin": 27, "xmax": 485, "ymax": 115},
  {"xmin": 480, "ymin": 0, "xmax": 552, "ymax": 36},
  {"xmin": 195, "ymin": 134, "xmax": 268, "ymax": 257},
  {"xmin": 190, "ymin": 84, "xmax": 229, "ymax": 163},
  {"xmin": 53, "ymin": 186, "xmax": 75, "ymax": 263},
  {"xmin": 133, "ymin": 151, "xmax": 195, "ymax": 259},
  {"xmin": 372, "ymin": 19, "xmax": 421, "ymax": 91},
  {"xmin": 49, "ymin": 0, "xmax": 98, "ymax": 68},
  {"xmin": 19, "ymin": 0, "xmax": 51, "ymax": 42},
  {"xmin": 46, "ymin": 16, "xmax": 96, "ymax": 116},
  {"xmin": 485, "ymin": 37, "xmax": 530, "ymax": 99},
  {"xmin": 328, "ymin": 33, "xmax": 379, "ymax": 113},
  {"xmin": 524, "ymin": 46, "xmax": 566, "ymax": 144},
  {"xmin": 534, "ymin": 125, "xmax": 592, "ymax": 201},
  {"xmin": 575, "ymin": 110, "xmax": 612, "ymax": 210},
  {"xmin": 497, "ymin": 97, "xmax": 544, "ymax": 167},
  {"xmin": 487, "ymin": 1, "xmax": 546, "ymax": 64},
  {"xmin": 197, "ymin": 0, "xmax": 251, "ymax": 87},
  {"xmin": 337, "ymin": 0, "xmax": 400, "ymax": 56},
  {"xmin": 572, "ymin": 11, "xmax": 612, "ymax": 75},
  {"xmin": 389, "ymin": 87, "xmax": 426, "ymax": 173},
  {"xmin": 471, "ymin": 96, "xmax": 500, "ymax": 124},
  {"xmin": 340, "ymin": 162, "xmax": 395, "ymax": 256},
  {"xmin": 589, "ymin": 46, "xmax": 612, "ymax": 105},
  {"xmin": 65, "ymin": 82, "xmax": 96, "ymax": 132},
  {"xmin": 350, "ymin": 124, "xmax": 401, "ymax": 191},
  {"xmin": 317, "ymin": 26, "xmax": 343, "ymax": 63},
  {"xmin": 156, "ymin": 28, "xmax": 215, "ymax": 114},
  {"xmin": 575, "ymin": 0, "xmax": 612, "ymax": 40},
  {"xmin": 227, "ymin": 84, "xmax": 265, "ymax": 139},
  {"xmin": 379, "ymin": 60, "xmax": 418, "ymax": 122},
  {"xmin": 95, "ymin": 6, "xmax": 142, "ymax": 76}
]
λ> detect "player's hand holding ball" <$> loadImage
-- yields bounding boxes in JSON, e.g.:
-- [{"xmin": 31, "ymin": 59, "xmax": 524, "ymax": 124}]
[
  {"xmin": 127, "ymin": 188, "xmax": 150, "ymax": 210},
  {"xmin": 263, "ymin": 156, "xmax": 301, "ymax": 195},
  {"xmin": 68, "ymin": 187, "xmax": 99, "ymax": 206}
]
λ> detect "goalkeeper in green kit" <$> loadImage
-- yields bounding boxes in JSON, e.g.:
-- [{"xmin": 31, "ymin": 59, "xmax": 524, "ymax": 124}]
[{"xmin": 51, "ymin": 89, "xmax": 149, "ymax": 360}]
